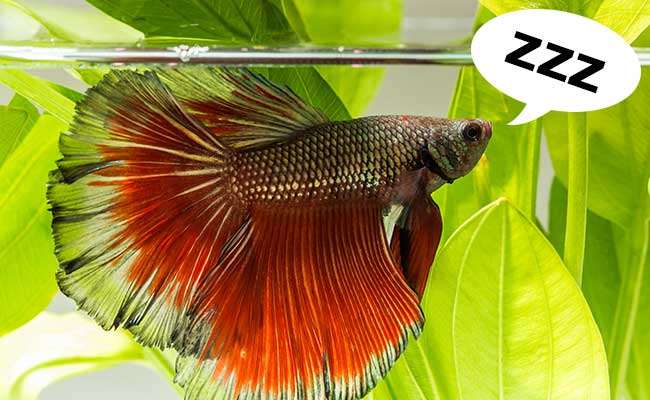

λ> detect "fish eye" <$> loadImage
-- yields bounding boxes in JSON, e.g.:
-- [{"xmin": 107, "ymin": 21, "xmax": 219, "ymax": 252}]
[{"xmin": 462, "ymin": 122, "xmax": 482, "ymax": 142}]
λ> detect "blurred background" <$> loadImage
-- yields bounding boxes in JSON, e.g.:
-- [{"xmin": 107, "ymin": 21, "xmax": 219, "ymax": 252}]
[{"xmin": 0, "ymin": 0, "xmax": 553, "ymax": 398}]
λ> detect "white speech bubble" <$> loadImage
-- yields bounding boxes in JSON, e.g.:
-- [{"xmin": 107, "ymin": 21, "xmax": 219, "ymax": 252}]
[{"xmin": 471, "ymin": 9, "xmax": 641, "ymax": 125}]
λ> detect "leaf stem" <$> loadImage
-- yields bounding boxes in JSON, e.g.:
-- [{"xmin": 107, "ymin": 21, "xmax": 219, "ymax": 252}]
[
  {"xmin": 608, "ymin": 199, "xmax": 650, "ymax": 398},
  {"xmin": 143, "ymin": 348, "xmax": 184, "ymax": 397},
  {"xmin": 518, "ymin": 119, "xmax": 542, "ymax": 218},
  {"xmin": 563, "ymin": 112, "xmax": 588, "ymax": 285}
]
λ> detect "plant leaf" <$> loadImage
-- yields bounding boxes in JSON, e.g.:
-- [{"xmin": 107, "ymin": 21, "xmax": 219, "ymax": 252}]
[
  {"xmin": 0, "ymin": 70, "xmax": 76, "ymax": 125},
  {"xmin": 436, "ymin": 64, "xmax": 544, "ymax": 241},
  {"xmin": 292, "ymin": 0, "xmax": 402, "ymax": 117},
  {"xmin": 86, "ymin": 0, "xmax": 297, "ymax": 44},
  {"xmin": 0, "ymin": 312, "xmax": 147, "ymax": 400},
  {"xmin": 380, "ymin": 199, "xmax": 609, "ymax": 399},
  {"xmin": 544, "ymin": 30, "xmax": 650, "ymax": 399},
  {"xmin": 0, "ymin": 114, "xmax": 66, "ymax": 336},
  {"xmin": 67, "ymin": 68, "xmax": 110, "ymax": 86},
  {"xmin": 545, "ymin": 69, "xmax": 650, "ymax": 230},
  {"xmin": 593, "ymin": 0, "xmax": 650, "ymax": 43},
  {"xmin": 83, "ymin": 0, "xmax": 399, "ymax": 117},
  {"xmin": 478, "ymin": 0, "xmax": 602, "ymax": 17},
  {"xmin": 316, "ymin": 67, "xmax": 386, "ymax": 118},
  {"xmin": 0, "ymin": 109, "xmax": 30, "ymax": 166},
  {"xmin": 253, "ymin": 67, "xmax": 351, "ymax": 120},
  {"xmin": 478, "ymin": 0, "xmax": 650, "ymax": 43},
  {"xmin": 548, "ymin": 178, "xmax": 621, "ymax": 349},
  {"xmin": 0, "ymin": 95, "xmax": 38, "ymax": 167},
  {"xmin": 1, "ymin": 0, "xmax": 142, "ymax": 43},
  {"xmin": 293, "ymin": 0, "xmax": 401, "ymax": 45}
]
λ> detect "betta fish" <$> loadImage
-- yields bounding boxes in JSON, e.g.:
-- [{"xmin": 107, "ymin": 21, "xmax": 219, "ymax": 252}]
[{"xmin": 48, "ymin": 68, "xmax": 491, "ymax": 400}]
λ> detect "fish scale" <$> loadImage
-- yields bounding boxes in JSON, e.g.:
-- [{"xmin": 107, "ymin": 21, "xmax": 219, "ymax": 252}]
[{"xmin": 231, "ymin": 115, "xmax": 429, "ymax": 204}]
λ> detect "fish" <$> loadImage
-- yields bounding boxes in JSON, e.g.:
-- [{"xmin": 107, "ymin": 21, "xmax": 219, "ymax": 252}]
[{"xmin": 47, "ymin": 67, "xmax": 491, "ymax": 400}]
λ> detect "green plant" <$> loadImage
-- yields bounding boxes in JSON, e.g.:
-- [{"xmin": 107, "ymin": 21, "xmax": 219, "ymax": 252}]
[{"xmin": 0, "ymin": 0, "xmax": 649, "ymax": 399}]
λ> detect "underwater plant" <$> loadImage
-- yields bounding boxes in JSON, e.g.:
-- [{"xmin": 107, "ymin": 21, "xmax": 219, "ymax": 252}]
[{"xmin": 0, "ymin": 0, "xmax": 649, "ymax": 399}]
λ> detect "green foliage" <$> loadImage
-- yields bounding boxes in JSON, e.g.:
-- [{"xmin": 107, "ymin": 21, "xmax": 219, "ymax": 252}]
[
  {"xmin": 0, "ymin": 70, "xmax": 76, "ymax": 125},
  {"xmin": 444, "ymin": 2, "xmax": 650, "ymax": 398},
  {"xmin": 293, "ymin": 0, "xmax": 401, "ymax": 45},
  {"xmin": 0, "ymin": 95, "xmax": 38, "ymax": 167},
  {"xmin": 0, "ymin": 0, "xmax": 142, "ymax": 43},
  {"xmin": 479, "ymin": 0, "xmax": 650, "ymax": 42},
  {"xmin": 86, "ymin": 0, "xmax": 298, "ymax": 44},
  {"xmin": 0, "ymin": 114, "xmax": 66, "ymax": 336},
  {"xmin": 253, "ymin": 67, "xmax": 351, "ymax": 120},
  {"xmin": 544, "ymin": 33, "xmax": 650, "ymax": 400},
  {"xmin": 1, "ymin": 0, "xmax": 650, "ymax": 399},
  {"xmin": 380, "ymin": 199, "xmax": 609, "ymax": 399}
]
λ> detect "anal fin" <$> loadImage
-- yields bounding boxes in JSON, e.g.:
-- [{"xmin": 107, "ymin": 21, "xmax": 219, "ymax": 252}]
[{"xmin": 177, "ymin": 203, "xmax": 424, "ymax": 400}]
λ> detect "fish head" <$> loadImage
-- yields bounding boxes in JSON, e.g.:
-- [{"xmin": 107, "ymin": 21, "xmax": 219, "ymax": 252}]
[{"xmin": 420, "ymin": 118, "xmax": 492, "ymax": 184}]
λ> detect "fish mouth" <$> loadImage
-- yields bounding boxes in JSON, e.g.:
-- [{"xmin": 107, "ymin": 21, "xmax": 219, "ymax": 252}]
[{"xmin": 419, "ymin": 146, "xmax": 455, "ymax": 184}]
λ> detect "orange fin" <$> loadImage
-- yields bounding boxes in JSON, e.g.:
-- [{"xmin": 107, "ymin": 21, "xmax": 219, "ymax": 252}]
[
  {"xmin": 156, "ymin": 68, "xmax": 329, "ymax": 149},
  {"xmin": 390, "ymin": 193, "xmax": 442, "ymax": 298},
  {"xmin": 175, "ymin": 203, "xmax": 424, "ymax": 399},
  {"xmin": 49, "ymin": 70, "xmax": 246, "ymax": 348}
]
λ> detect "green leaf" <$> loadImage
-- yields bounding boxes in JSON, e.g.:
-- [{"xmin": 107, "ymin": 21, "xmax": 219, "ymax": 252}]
[
  {"xmin": 86, "ymin": 0, "xmax": 297, "ymax": 44},
  {"xmin": 545, "ymin": 69, "xmax": 650, "ymax": 230},
  {"xmin": 295, "ymin": 0, "xmax": 402, "ymax": 117},
  {"xmin": 0, "ymin": 108, "xmax": 31, "ymax": 166},
  {"xmin": 8, "ymin": 93, "xmax": 40, "ymax": 116},
  {"xmin": 83, "ymin": 0, "xmax": 398, "ymax": 117},
  {"xmin": 478, "ymin": 0, "xmax": 650, "ymax": 43},
  {"xmin": 316, "ymin": 67, "xmax": 386, "ymax": 118},
  {"xmin": 544, "ymin": 30, "xmax": 650, "ymax": 400},
  {"xmin": 1, "ymin": 0, "xmax": 142, "ymax": 43},
  {"xmin": 0, "ymin": 312, "xmax": 146, "ymax": 399},
  {"xmin": 0, "ymin": 95, "xmax": 39, "ymax": 167},
  {"xmin": 380, "ymin": 199, "xmax": 609, "ymax": 398},
  {"xmin": 593, "ymin": 0, "xmax": 650, "ymax": 43},
  {"xmin": 548, "ymin": 177, "xmax": 567, "ymax": 255},
  {"xmin": 0, "ymin": 114, "xmax": 66, "ymax": 336},
  {"xmin": 548, "ymin": 178, "xmax": 621, "ymax": 349},
  {"xmin": 67, "ymin": 68, "xmax": 110, "ymax": 86},
  {"xmin": 253, "ymin": 67, "xmax": 351, "ymax": 120},
  {"xmin": 478, "ymin": 0, "xmax": 602, "ymax": 16},
  {"xmin": 293, "ymin": 0, "xmax": 401, "ymax": 45},
  {"xmin": 0, "ymin": 70, "xmax": 76, "ymax": 125},
  {"xmin": 628, "ymin": 258, "xmax": 650, "ymax": 400},
  {"xmin": 436, "ymin": 65, "xmax": 541, "ymax": 241},
  {"xmin": 0, "ymin": 2, "xmax": 41, "ymax": 41}
]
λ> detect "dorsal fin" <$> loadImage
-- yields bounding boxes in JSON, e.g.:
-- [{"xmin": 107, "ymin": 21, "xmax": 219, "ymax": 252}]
[{"xmin": 157, "ymin": 68, "xmax": 329, "ymax": 150}]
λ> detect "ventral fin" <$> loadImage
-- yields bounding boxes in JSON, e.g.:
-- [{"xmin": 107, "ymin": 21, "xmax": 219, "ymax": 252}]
[
  {"xmin": 390, "ymin": 191, "xmax": 442, "ymax": 298},
  {"xmin": 156, "ymin": 68, "xmax": 329, "ymax": 150},
  {"xmin": 176, "ymin": 202, "xmax": 424, "ymax": 400}
]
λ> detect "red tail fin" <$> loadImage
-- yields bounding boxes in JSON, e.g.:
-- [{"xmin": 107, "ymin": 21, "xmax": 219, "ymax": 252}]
[{"xmin": 50, "ymin": 70, "xmax": 244, "ymax": 348}]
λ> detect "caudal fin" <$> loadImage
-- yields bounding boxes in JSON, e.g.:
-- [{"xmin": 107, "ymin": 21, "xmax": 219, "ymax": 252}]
[{"xmin": 49, "ymin": 70, "xmax": 245, "ymax": 348}]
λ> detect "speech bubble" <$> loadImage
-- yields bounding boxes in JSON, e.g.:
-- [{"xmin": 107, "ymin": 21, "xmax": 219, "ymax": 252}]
[{"xmin": 471, "ymin": 9, "xmax": 641, "ymax": 125}]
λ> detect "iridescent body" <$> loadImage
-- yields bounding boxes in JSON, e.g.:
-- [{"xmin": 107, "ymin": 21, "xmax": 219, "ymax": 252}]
[
  {"xmin": 49, "ymin": 68, "xmax": 491, "ymax": 400},
  {"xmin": 232, "ymin": 115, "xmax": 488, "ymax": 205}
]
